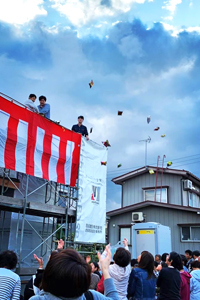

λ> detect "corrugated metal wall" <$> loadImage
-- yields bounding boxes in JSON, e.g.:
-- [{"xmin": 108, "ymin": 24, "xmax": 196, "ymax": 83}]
[{"xmin": 108, "ymin": 206, "xmax": 200, "ymax": 256}]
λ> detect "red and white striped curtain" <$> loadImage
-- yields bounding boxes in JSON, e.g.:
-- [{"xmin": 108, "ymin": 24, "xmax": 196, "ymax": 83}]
[{"xmin": 0, "ymin": 96, "xmax": 81, "ymax": 187}]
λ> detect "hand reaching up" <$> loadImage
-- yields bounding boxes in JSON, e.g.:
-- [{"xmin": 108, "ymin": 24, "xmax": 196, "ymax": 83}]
[
  {"xmin": 97, "ymin": 244, "xmax": 111, "ymax": 280},
  {"xmin": 33, "ymin": 254, "xmax": 44, "ymax": 269}
]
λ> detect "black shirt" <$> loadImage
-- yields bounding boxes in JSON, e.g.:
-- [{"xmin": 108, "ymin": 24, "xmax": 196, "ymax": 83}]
[
  {"xmin": 157, "ymin": 267, "xmax": 181, "ymax": 300},
  {"xmin": 71, "ymin": 124, "xmax": 88, "ymax": 137}
]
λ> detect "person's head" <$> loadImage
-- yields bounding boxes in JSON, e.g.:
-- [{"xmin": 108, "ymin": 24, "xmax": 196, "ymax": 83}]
[
  {"xmin": 29, "ymin": 93, "xmax": 37, "ymax": 102},
  {"xmin": 185, "ymin": 249, "xmax": 193, "ymax": 260},
  {"xmin": 42, "ymin": 248, "xmax": 91, "ymax": 298},
  {"xmin": 0, "ymin": 250, "xmax": 18, "ymax": 270},
  {"xmin": 113, "ymin": 247, "xmax": 131, "ymax": 267},
  {"xmin": 39, "ymin": 95, "xmax": 47, "ymax": 107},
  {"xmin": 78, "ymin": 116, "xmax": 84, "ymax": 125},
  {"xmin": 180, "ymin": 254, "xmax": 187, "ymax": 267},
  {"xmin": 154, "ymin": 261, "xmax": 159, "ymax": 271},
  {"xmin": 191, "ymin": 260, "xmax": 200, "ymax": 270},
  {"xmin": 192, "ymin": 250, "xmax": 200, "ymax": 259},
  {"xmin": 138, "ymin": 251, "xmax": 154, "ymax": 279},
  {"xmin": 155, "ymin": 254, "xmax": 162, "ymax": 263},
  {"xmin": 90, "ymin": 262, "xmax": 98, "ymax": 273},
  {"xmin": 168, "ymin": 252, "xmax": 183, "ymax": 270},
  {"xmin": 161, "ymin": 253, "xmax": 169, "ymax": 263},
  {"xmin": 131, "ymin": 258, "xmax": 138, "ymax": 268}
]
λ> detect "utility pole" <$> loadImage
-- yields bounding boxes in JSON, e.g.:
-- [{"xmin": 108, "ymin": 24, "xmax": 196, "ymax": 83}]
[{"xmin": 139, "ymin": 136, "xmax": 151, "ymax": 168}]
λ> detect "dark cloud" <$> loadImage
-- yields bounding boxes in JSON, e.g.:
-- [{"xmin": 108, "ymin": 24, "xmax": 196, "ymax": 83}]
[{"xmin": 0, "ymin": 18, "xmax": 200, "ymax": 209}]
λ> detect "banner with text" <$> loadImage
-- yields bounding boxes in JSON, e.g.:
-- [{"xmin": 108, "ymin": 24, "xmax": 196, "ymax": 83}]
[{"xmin": 75, "ymin": 138, "xmax": 107, "ymax": 243}]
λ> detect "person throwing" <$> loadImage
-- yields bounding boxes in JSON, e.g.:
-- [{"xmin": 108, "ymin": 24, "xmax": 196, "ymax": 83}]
[{"xmin": 72, "ymin": 116, "xmax": 89, "ymax": 140}]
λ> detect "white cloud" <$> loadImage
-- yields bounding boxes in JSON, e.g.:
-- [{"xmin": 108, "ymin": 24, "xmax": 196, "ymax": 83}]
[
  {"xmin": 0, "ymin": 0, "xmax": 47, "ymax": 25},
  {"xmin": 162, "ymin": 0, "xmax": 182, "ymax": 15},
  {"xmin": 50, "ymin": 0, "xmax": 147, "ymax": 27}
]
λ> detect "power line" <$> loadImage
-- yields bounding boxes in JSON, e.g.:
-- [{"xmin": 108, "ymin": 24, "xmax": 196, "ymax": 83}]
[{"xmin": 106, "ymin": 153, "xmax": 200, "ymax": 175}]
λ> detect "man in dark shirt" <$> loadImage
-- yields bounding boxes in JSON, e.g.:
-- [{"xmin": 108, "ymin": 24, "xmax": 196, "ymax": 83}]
[{"xmin": 71, "ymin": 116, "xmax": 89, "ymax": 140}]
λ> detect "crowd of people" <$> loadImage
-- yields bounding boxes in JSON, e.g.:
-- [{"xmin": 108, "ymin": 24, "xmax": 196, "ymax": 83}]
[
  {"xmin": 24, "ymin": 94, "xmax": 89, "ymax": 140},
  {"xmin": 1, "ymin": 241, "xmax": 200, "ymax": 300}
]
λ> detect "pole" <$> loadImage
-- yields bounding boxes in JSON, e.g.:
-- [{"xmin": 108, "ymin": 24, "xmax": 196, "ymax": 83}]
[
  {"xmin": 19, "ymin": 174, "xmax": 29, "ymax": 269},
  {"xmin": 160, "ymin": 155, "xmax": 166, "ymax": 202},
  {"xmin": 139, "ymin": 136, "xmax": 151, "ymax": 168}
]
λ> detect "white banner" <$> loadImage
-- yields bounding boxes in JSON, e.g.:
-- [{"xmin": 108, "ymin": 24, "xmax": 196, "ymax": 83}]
[{"xmin": 75, "ymin": 138, "xmax": 107, "ymax": 243}]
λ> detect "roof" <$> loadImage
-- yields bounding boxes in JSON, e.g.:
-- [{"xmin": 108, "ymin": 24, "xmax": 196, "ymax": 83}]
[
  {"xmin": 112, "ymin": 165, "xmax": 200, "ymax": 186},
  {"xmin": 106, "ymin": 200, "xmax": 200, "ymax": 217}
]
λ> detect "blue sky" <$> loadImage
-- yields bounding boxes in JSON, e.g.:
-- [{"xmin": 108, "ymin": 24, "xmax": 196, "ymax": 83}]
[{"xmin": 0, "ymin": 0, "xmax": 200, "ymax": 211}]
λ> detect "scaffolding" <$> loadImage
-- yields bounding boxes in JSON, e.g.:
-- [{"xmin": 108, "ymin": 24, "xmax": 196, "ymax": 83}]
[{"xmin": 0, "ymin": 93, "xmax": 105, "ymax": 278}]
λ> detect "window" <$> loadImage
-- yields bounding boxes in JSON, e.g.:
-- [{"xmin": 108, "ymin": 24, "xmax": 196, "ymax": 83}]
[
  {"xmin": 118, "ymin": 225, "xmax": 131, "ymax": 245},
  {"xmin": 189, "ymin": 192, "xmax": 199, "ymax": 208},
  {"xmin": 143, "ymin": 188, "xmax": 167, "ymax": 203},
  {"xmin": 181, "ymin": 226, "xmax": 200, "ymax": 242}
]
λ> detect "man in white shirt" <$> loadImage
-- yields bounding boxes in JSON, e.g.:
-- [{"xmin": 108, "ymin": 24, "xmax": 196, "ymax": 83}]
[{"xmin": 24, "ymin": 94, "xmax": 39, "ymax": 113}]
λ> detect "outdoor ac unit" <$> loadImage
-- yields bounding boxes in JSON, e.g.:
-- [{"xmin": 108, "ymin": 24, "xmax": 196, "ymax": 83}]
[
  {"xmin": 132, "ymin": 212, "xmax": 144, "ymax": 222},
  {"xmin": 183, "ymin": 180, "xmax": 192, "ymax": 190}
]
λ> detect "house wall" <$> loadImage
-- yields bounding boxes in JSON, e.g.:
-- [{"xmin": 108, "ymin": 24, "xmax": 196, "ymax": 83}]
[
  {"xmin": 108, "ymin": 206, "xmax": 200, "ymax": 256},
  {"xmin": 122, "ymin": 173, "xmax": 191, "ymax": 207}
]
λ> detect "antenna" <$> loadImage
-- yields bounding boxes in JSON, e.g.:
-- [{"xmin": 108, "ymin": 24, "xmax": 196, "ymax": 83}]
[{"xmin": 139, "ymin": 136, "xmax": 151, "ymax": 168}]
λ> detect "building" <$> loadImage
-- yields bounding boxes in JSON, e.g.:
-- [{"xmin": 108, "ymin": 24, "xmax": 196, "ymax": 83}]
[{"xmin": 107, "ymin": 166, "xmax": 200, "ymax": 255}]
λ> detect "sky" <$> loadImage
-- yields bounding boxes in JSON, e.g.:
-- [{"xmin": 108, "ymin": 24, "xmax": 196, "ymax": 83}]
[{"xmin": 0, "ymin": 0, "xmax": 200, "ymax": 211}]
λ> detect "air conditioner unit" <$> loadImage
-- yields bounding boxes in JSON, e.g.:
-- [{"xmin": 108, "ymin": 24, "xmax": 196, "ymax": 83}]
[
  {"xmin": 132, "ymin": 212, "xmax": 144, "ymax": 222},
  {"xmin": 183, "ymin": 180, "xmax": 192, "ymax": 190}
]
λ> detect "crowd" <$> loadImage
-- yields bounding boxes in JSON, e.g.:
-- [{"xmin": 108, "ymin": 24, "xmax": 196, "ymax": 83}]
[
  {"xmin": 0, "ymin": 240, "xmax": 200, "ymax": 300},
  {"xmin": 24, "ymin": 94, "xmax": 89, "ymax": 140}
]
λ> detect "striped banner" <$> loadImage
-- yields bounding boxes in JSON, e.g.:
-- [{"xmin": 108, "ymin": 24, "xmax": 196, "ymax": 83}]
[{"xmin": 0, "ymin": 96, "xmax": 81, "ymax": 186}]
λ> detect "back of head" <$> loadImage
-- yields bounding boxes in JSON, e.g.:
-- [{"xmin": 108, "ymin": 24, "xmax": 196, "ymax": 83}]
[
  {"xmin": 168, "ymin": 252, "xmax": 183, "ymax": 270},
  {"xmin": 42, "ymin": 249, "xmax": 91, "ymax": 298},
  {"xmin": 113, "ymin": 247, "xmax": 131, "ymax": 267},
  {"xmin": 138, "ymin": 251, "xmax": 154, "ymax": 279},
  {"xmin": 180, "ymin": 254, "xmax": 187, "ymax": 266},
  {"xmin": 161, "ymin": 253, "xmax": 169, "ymax": 262},
  {"xmin": 0, "ymin": 250, "xmax": 18, "ymax": 270},
  {"xmin": 191, "ymin": 260, "xmax": 200, "ymax": 269}
]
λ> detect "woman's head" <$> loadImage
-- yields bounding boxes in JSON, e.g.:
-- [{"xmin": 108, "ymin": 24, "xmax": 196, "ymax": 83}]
[
  {"xmin": 42, "ymin": 248, "xmax": 91, "ymax": 298},
  {"xmin": 113, "ymin": 247, "xmax": 131, "ymax": 267},
  {"xmin": 168, "ymin": 252, "xmax": 182, "ymax": 270},
  {"xmin": 138, "ymin": 251, "xmax": 154, "ymax": 279}
]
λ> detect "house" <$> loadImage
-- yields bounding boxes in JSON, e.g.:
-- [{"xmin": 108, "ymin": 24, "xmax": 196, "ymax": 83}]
[{"xmin": 107, "ymin": 166, "xmax": 200, "ymax": 256}]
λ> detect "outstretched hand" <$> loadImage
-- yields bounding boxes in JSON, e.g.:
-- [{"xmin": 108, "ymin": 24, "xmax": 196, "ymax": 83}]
[
  {"xmin": 33, "ymin": 254, "xmax": 44, "ymax": 269},
  {"xmin": 123, "ymin": 238, "xmax": 128, "ymax": 248},
  {"xmin": 57, "ymin": 239, "xmax": 64, "ymax": 250},
  {"xmin": 86, "ymin": 255, "xmax": 91, "ymax": 264},
  {"xmin": 97, "ymin": 244, "xmax": 111, "ymax": 279}
]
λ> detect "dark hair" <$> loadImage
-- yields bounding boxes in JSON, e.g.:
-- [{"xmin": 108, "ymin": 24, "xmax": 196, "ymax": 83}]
[
  {"xmin": 191, "ymin": 260, "xmax": 200, "ymax": 269},
  {"xmin": 168, "ymin": 252, "xmax": 183, "ymax": 270},
  {"xmin": 39, "ymin": 95, "xmax": 47, "ymax": 101},
  {"xmin": 29, "ymin": 94, "xmax": 37, "ymax": 99},
  {"xmin": 154, "ymin": 261, "xmax": 159, "ymax": 267},
  {"xmin": 185, "ymin": 249, "xmax": 192, "ymax": 256},
  {"xmin": 192, "ymin": 250, "xmax": 200, "ymax": 258},
  {"xmin": 161, "ymin": 262, "xmax": 168, "ymax": 268},
  {"xmin": 138, "ymin": 251, "xmax": 154, "ymax": 279},
  {"xmin": 155, "ymin": 254, "xmax": 161, "ymax": 260},
  {"xmin": 113, "ymin": 247, "xmax": 131, "ymax": 267},
  {"xmin": 161, "ymin": 253, "xmax": 169, "ymax": 262},
  {"xmin": 0, "ymin": 250, "xmax": 18, "ymax": 270},
  {"xmin": 42, "ymin": 249, "xmax": 91, "ymax": 297},
  {"xmin": 78, "ymin": 115, "xmax": 84, "ymax": 120},
  {"xmin": 91, "ymin": 261, "xmax": 98, "ymax": 270},
  {"xmin": 180, "ymin": 254, "xmax": 187, "ymax": 266},
  {"xmin": 131, "ymin": 258, "xmax": 138, "ymax": 267}
]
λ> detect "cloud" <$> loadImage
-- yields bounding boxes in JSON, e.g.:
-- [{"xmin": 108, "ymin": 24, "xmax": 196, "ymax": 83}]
[
  {"xmin": 0, "ymin": 18, "xmax": 200, "ymax": 207},
  {"xmin": 50, "ymin": 0, "xmax": 148, "ymax": 27},
  {"xmin": 0, "ymin": 0, "xmax": 47, "ymax": 25},
  {"xmin": 162, "ymin": 0, "xmax": 182, "ymax": 15}
]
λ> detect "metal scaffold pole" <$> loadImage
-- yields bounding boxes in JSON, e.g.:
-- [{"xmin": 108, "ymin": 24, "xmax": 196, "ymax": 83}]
[{"xmin": 19, "ymin": 174, "xmax": 29, "ymax": 269}]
